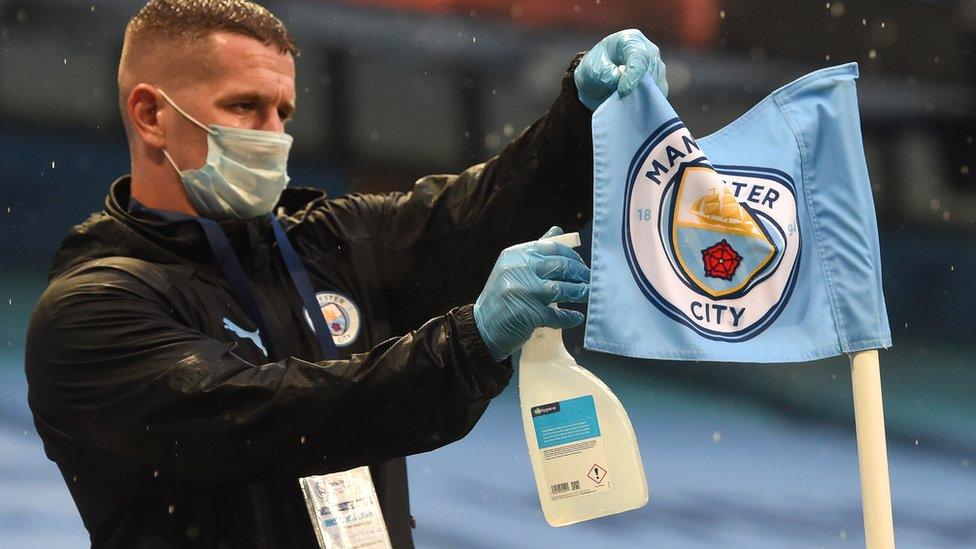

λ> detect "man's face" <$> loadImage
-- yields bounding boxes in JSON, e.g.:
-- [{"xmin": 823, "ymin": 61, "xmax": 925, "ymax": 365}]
[{"xmin": 159, "ymin": 31, "xmax": 296, "ymax": 171}]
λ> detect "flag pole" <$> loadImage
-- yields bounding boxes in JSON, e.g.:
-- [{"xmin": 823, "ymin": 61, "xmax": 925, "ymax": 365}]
[{"xmin": 850, "ymin": 350, "xmax": 895, "ymax": 548}]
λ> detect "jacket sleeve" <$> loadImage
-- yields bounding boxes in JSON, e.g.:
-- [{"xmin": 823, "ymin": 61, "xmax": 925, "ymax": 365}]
[
  {"xmin": 25, "ymin": 263, "xmax": 511, "ymax": 483},
  {"xmin": 302, "ymin": 54, "xmax": 592, "ymax": 335}
]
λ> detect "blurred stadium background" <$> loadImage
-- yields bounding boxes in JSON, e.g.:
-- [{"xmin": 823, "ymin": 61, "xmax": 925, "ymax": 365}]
[{"xmin": 0, "ymin": 0, "xmax": 974, "ymax": 546}]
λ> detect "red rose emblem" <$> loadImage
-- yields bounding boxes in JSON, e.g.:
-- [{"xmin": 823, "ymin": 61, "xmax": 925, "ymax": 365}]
[{"xmin": 701, "ymin": 240, "xmax": 742, "ymax": 281}]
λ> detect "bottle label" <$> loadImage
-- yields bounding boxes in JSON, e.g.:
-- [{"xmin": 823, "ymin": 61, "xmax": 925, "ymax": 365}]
[{"xmin": 530, "ymin": 395, "xmax": 611, "ymax": 501}]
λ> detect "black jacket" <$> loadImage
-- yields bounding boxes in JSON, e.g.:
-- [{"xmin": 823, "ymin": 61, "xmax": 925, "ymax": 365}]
[{"xmin": 25, "ymin": 56, "xmax": 592, "ymax": 548}]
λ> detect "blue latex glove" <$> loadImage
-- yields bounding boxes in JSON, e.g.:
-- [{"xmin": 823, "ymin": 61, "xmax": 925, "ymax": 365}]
[
  {"xmin": 474, "ymin": 227, "xmax": 590, "ymax": 362},
  {"xmin": 574, "ymin": 29, "xmax": 668, "ymax": 111}
]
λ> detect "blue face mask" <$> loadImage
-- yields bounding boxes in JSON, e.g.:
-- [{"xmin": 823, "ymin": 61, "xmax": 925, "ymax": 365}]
[{"xmin": 157, "ymin": 88, "xmax": 294, "ymax": 220}]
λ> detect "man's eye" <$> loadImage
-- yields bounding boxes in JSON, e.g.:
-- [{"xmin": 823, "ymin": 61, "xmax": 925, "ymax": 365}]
[{"xmin": 233, "ymin": 102, "xmax": 256, "ymax": 112}]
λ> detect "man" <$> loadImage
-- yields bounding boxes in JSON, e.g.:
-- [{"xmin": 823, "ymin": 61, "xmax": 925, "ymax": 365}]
[{"xmin": 24, "ymin": 0, "xmax": 667, "ymax": 547}]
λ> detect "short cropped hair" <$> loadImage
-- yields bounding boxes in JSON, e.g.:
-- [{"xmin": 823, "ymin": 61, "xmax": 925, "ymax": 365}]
[{"xmin": 125, "ymin": 0, "xmax": 297, "ymax": 56}]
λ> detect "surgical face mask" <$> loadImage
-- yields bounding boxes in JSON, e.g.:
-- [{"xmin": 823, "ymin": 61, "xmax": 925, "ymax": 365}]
[{"xmin": 156, "ymin": 88, "xmax": 294, "ymax": 220}]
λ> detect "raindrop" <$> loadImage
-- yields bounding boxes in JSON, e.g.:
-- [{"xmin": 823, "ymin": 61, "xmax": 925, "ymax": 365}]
[
  {"xmin": 719, "ymin": 10, "xmax": 726, "ymax": 19},
  {"xmin": 168, "ymin": 504, "xmax": 176, "ymax": 514},
  {"xmin": 839, "ymin": 529, "xmax": 848, "ymax": 539},
  {"xmin": 950, "ymin": 265, "xmax": 955, "ymax": 272},
  {"xmin": 483, "ymin": 132, "xmax": 501, "ymax": 150},
  {"xmin": 914, "ymin": 439, "xmax": 919, "ymax": 445},
  {"xmin": 942, "ymin": 211, "xmax": 951, "ymax": 221},
  {"xmin": 712, "ymin": 430, "xmax": 722, "ymax": 442},
  {"xmin": 961, "ymin": 165, "xmax": 970, "ymax": 175},
  {"xmin": 962, "ymin": 459, "xmax": 971, "ymax": 468},
  {"xmin": 503, "ymin": 123, "xmax": 514, "ymax": 138},
  {"xmin": 868, "ymin": 49, "xmax": 877, "ymax": 60},
  {"xmin": 299, "ymin": 435, "xmax": 307, "ymax": 444},
  {"xmin": 153, "ymin": 470, "xmax": 160, "ymax": 478},
  {"xmin": 930, "ymin": 198, "xmax": 941, "ymax": 210}
]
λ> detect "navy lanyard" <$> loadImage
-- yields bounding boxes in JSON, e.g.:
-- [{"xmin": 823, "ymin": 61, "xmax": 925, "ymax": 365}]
[
  {"xmin": 129, "ymin": 200, "xmax": 339, "ymax": 360},
  {"xmin": 270, "ymin": 216, "xmax": 340, "ymax": 359}
]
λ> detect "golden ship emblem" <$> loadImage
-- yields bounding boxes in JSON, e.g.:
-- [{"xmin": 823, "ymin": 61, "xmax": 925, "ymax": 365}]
[{"xmin": 690, "ymin": 187, "xmax": 762, "ymax": 237}]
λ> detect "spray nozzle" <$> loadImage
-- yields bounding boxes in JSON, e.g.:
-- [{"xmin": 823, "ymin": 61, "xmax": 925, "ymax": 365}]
[
  {"xmin": 540, "ymin": 232, "xmax": 581, "ymax": 249},
  {"xmin": 539, "ymin": 232, "xmax": 582, "ymax": 311}
]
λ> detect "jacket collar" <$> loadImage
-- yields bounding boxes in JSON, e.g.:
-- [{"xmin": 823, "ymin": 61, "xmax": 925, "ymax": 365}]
[{"xmin": 48, "ymin": 176, "xmax": 327, "ymax": 280}]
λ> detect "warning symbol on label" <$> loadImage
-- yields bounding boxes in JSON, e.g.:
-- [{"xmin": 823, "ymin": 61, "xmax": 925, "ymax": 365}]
[{"xmin": 587, "ymin": 464, "xmax": 608, "ymax": 484}]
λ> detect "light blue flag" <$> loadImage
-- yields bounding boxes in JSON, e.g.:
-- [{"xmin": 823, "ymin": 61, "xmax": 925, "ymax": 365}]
[{"xmin": 584, "ymin": 63, "xmax": 892, "ymax": 362}]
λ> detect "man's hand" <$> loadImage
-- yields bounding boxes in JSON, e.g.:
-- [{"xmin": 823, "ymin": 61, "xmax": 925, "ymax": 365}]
[
  {"xmin": 474, "ymin": 227, "xmax": 590, "ymax": 362},
  {"xmin": 574, "ymin": 29, "xmax": 668, "ymax": 111}
]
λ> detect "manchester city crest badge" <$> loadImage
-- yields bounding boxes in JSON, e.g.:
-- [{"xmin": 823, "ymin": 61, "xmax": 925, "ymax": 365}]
[
  {"xmin": 304, "ymin": 291, "xmax": 362, "ymax": 347},
  {"xmin": 623, "ymin": 119, "xmax": 801, "ymax": 341}
]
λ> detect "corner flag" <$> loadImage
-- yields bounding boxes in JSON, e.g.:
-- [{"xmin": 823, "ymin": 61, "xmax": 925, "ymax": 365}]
[{"xmin": 584, "ymin": 63, "xmax": 891, "ymax": 363}]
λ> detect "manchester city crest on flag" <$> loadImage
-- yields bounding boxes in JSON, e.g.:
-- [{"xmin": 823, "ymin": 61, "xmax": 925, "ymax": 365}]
[{"xmin": 623, "ymin": 120, "xmax": 801, "ymax": 341}]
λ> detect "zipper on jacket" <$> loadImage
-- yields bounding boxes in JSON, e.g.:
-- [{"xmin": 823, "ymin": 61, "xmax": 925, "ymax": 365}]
[{"xmin": 248, "ymin": 484, "xmax": 274, "ymax": 547}]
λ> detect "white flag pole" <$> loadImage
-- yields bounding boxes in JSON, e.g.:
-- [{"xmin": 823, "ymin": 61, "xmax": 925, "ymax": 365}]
[{"xmin": 850, "ymin": 349, "xmax": 895, "ymax": 548}]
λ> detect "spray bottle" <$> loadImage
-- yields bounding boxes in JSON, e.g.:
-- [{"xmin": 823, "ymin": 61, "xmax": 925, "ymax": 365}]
[{"xmin": 517, "ymin": 232, "xmax": 648, "ymax": 527}]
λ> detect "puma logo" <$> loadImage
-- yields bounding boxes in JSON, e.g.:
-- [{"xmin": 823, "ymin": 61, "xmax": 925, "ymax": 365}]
[{"xmin": 222, "ymin": 317, "xmax": 267, "ymax": 356}]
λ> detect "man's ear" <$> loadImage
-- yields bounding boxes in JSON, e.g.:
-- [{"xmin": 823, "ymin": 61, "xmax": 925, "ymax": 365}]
[{"xmin": 127, "ymin": 84, "xmax": 166, "ymax": 150}]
